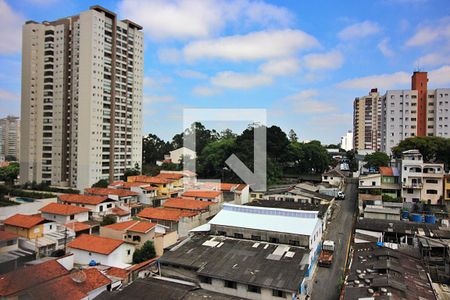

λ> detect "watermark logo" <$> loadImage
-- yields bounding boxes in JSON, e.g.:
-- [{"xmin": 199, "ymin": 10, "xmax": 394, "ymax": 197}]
[{"xmin": 183, "ymin": 108, "xmax": 267, "ymax": 191}]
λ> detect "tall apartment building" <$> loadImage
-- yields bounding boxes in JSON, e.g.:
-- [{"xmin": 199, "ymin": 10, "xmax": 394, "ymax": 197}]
[
  {"xmin": 352, "ymin": 88, "xmax": 382, "ymax": 151},
  {"xmin": 0, "ymin": 116, "xmax": 20, "ymax": 161},
  {"xmin": 340, "ymin": 130, "xmax": 353, "ymax": 151},
  {"xmin": 20, "ymin": 6, "xmax": 143, "ymax": 190},
  {"xmin": 381, "ymin": 72, "xmax": 450, "ymax": 154}
]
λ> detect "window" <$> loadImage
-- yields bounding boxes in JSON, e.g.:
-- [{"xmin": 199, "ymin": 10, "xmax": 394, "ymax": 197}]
[
  {"xmin": 247, "ymin": 285, "xmax": 261, "ymax": 294},
  {"xmin": 426, "ymin": 179, "xmax": 438, "ymax": 184},
  {"xmin": 426, "ymin": 190, "xmax": 438, "ymax": 195},
  {"xmin": 127, "ymin": 250, "xmax": 131, "ymax": 255},
  {"xmin": 132, "ymin": 236, "xmax": 141, "ymax": 242},
  {"xmin": 251, "ymin": 235, "xmax": 261, "ymax": 241},
  {"xmin": 70, "ymin": 215, "xmax": 75, "ymax": 220},
  {"xmin": 273, "ymin": 289, "xmax": 286, "ymax": 298},
  {"xmin": 199, "ymin": 276, "xmax": 212, "ymax": 284},
  {"xmin": 107, "ymin": 204, "xmax": 112, "ymax": 208},
  {"xmin": 289, "ymin": 240, "xmax": 300, "ymax": 246},
  {"xmin": 269, "ymin": 237, "xmax": 280, "ymax": 243},
  {"xmin": 224, "ymin": 280, "xmax": 237, "ymax": 289},
  {"xmin": 234, "ymin": 233, "xmax": 244, "ymax": 239},
  {"xmin": 217, "ymin": 231, "xmax": 226, "ymax": 236}
]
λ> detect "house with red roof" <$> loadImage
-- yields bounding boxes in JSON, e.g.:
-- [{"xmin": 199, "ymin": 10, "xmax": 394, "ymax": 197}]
[
  {"xmin": 182, "ymin": 190, "xmax": 223, "ymax": 203},
  {"xmin": 68, "ymin": 234, "xmax": 135, "ymax": 268},
  {"xmin": 3, "ymin": 214, "xmax": 56, "ymax": 239},
  {"xmin": 100, "ymin": 220, "xmax": 172, "ymax": 255},
  {"xmin": 109, "ymin": 181, "xmax": 159, "ymax": 206},
  {"xmin": 40, "ymin": 203, "xmax": 90, "ymax": 224},
  {"xmin": 58, "ymin": 194, "xmax": 116, "ymax": 220}
]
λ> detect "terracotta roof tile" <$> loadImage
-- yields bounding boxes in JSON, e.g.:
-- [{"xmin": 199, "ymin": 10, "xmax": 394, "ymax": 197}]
[
  {"xmin": 59, "ymin": 194, "xmax": 109, "ymax": 205},
  {"xmin": 0, "ymin": 260, "xmax": 68, "ymax": 297},
  {"xmin": 68, "ymin": 234, "xmax": 124, "ymax": 255},
  {"xmin": 128, "ymin": 175, "xmax": 171, "ymax": 184},
  {"xmin": 379, "ymin": 166, "xmax": 394, "ymax": 176},
  {"xmin": 40, "ymin": 203, "xmax": 90, "ymax": 216},
  {"xmin": 105, "ymin": 267, "xmax": 130, "ymax": 279},
  {"xmin": 143, "ymin": 186, "xmax": 157, "ymax": 191},
  {"xmin": 138, "ymin": 208, "xmax": 197, "ymax": 222},
  {"xmin": 103, "ymin": 220, "xmax": 156, "ymax": 233},
  {"xmin": 157, "ymin": 173, "xmax": 184, "ymax": 180},
  {"xmin": 64, "ymin": 222, "xmax": 91, "ymax": 232},
  {"xmin": 24, "ymin": 268, "xmax": 111, "ymax": 300},
  {"xmin": 111, "ymin": 207, "xmax": 131, "ymax": 217},
  {"xmin": 0, "ymin": 230, "xmax": 19, "ymax": 241},
  {"xmin": 128, "ymin": 257, "xmax": 159, "ymax": 272},
  {"xmin": 3, "ymin": 214, "xmax": 47, "ymax": 229},
  {"xmin": 182, "ymin": 190, "xmax": 222, "ymax": 199},
  {"xmin": 85, "ymin": 188, "xmax": 138, "ymax": 197},
  {"xmin": 163, "ymin": 198, "xmax": 213, "ymax": 211}
]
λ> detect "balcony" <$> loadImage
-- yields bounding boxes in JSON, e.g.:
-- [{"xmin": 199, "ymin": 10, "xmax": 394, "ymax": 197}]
[{"xmin": 402, "ymin": 183, "xmax": 423, "ymax": 189}]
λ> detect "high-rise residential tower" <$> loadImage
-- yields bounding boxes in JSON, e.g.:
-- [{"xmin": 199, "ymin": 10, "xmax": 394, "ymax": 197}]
[
  {"xmin": 20, "ymin": 5, "xmax": 143, "ymax": 190},
  {"xmin": 0, "ymin": 116, "xmax": 20, "ymax": 161},
  {"xmin": 352, "ymin": 88, "xmax": 382, "ymax": 151}
]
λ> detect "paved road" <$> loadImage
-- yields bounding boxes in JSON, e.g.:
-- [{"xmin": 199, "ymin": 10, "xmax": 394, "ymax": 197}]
[{"xmin": 309, "ymin": 180, "xmax": 357, "ymax": 300}]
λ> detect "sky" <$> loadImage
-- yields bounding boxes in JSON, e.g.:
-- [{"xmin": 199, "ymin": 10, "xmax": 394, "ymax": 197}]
[{"xmin": 0, "ymin": 0, "xmax": 450, "ymax": 144}]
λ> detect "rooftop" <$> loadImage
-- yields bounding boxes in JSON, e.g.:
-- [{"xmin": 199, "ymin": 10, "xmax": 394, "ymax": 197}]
[
  {"xmin": 64, "ymin": 222, "xmax": 91, "ymax": 232},
  {"xmin": 379, "ymin": 167, "xmax": 400, "ymax": 177},
  {"xmin": 40, "ymin": 203, "xmax": 90, "ymax": 216},
  {"xmin": 0, "ymin": 230, "xmax": 19, "ymax": 241},
  {"xmin": 0, "ymin": 259, "xmax": 68, "ymax": 297},
  {"xmin": 209, "ymin": 204, "xmax": 321, "ymax": 237},
  {"xmin": 157, "ymin": 173, "xmax": 184, "ymax": 180},
  {"xmin": 137, "ymin": 208, "xmax": 197, "ymax": 222},
  {"xmin": 342, "ymin": 243, "xmax": 436, "ymax": 300},
  {"xmin": 128, "ymin": 175, "xmax": 172, "ymax": 184},
  {"xmin": 85, "ymin": 188, "xmax": 138, "ymax": 197},
  {"xmin": 160, "ymin": 234, "xmax": 309, "ymax": 293},
  {"xmin": 59, "ymin": 194, "xmax": 109, "ymax": 205},
  {"xmin": 162, "ymin": 198, "xmax": 214, "ymax": 211},
  {"xmin": 68, "ymin": 234, "xmax": 124, "ymax": 255},
  {"xmin": 182, "ymin": 190, "xmax": 222, "ymax": 198},
  {"xmin": 3, "ymin": 214, "xmax": 47, "ymax": 229},
  {"xmin": 111, "ymin": 207, "xmax": 131, "ymax": 217},
  {"xmin": 246, "ymin": 199, "xmax": 329, "ymax": 218},
  {"xmin": 103, "ymin": 220, "xmax": 156, "ymax": 234}
]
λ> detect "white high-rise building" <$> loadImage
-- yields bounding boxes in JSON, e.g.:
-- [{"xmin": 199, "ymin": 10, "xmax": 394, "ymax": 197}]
[
  {"xmin": 340, "ymin": 130, "xmax": 353, "ymax": 151},
  {"xmin": 0, "ymin": 116, "xmax": 20, "ymax": 161},
  {"xmin": 20, "ymin": 5, "xmax": 143, "ymax": 190}
]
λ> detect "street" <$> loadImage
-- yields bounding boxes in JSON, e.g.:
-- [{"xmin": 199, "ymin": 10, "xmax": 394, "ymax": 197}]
[{"xmin": 309, "ymin": 180, "xmax": 358, "ymax": 300}]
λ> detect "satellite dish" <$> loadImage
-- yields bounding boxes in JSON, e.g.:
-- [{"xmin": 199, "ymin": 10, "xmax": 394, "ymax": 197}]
[{"xmin": 70, "ymin": 269, "xmax": 87, "ymax": 283}]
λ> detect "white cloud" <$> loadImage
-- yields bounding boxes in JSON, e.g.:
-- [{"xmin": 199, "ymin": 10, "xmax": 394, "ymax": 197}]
[
  {"xmin": 0, "ymin": 0, "xmax": 24, "ymax": 54},
  {"xmin": 192, "ymin": 86, "xmax": 221, "ymax": 96},
  {"xmin": 338, "ymin": 21, "xmax": 381, "ymax": 40},
  {"xmin": 414, "ymin": 53, "xmax": 450, "ymax": 67},
  {"xmin": 143, "ymin": 75, "xmax": 172, "ymax": 88},
  {"xmin": 406, "ymin": 17, "xmax": 450, "ymax": 47},
  {"xmin": 337, "ymin": 71, "xmax": 410, "ymax": 90},
  {"xmin": 259, "ymin": 58, "xmax": 300, "ymax": 76},
  {"xmin": 0, "ymin": 89, "xmax": 19, "ymax": 102},
  {"xmin": 144, "ymin": 95, "xmax": 176, "ymax": 104},
  {"xmin": 118, "ymin": 0, "xmax": 292, "ymax": 40},
  {"xmin": 183, "ymin": 29, "xmax": 319, "ymax": 62},
  {"xmin": 158, "ymin": 48, "xmax": 182, "ymax": 64},
  {"xmin": 303, "ymin": 50, "xmax": 344, "ymax": 70},
  {"xmin": 211, "ymin": 71, "xmax": 272, "ymax": 89},
  {"xmin": 285, "ymin": 90, "xmax": 337, "ymax": 114},
  {"xmin": 429, "ymin": 65, "xmax": 450, "ymax": 86},
  {"xmin": 176, "ymin": 69, "xmax": 207, "ymax": 79},
  {"xmin": 377, "ymin": 38, "xmax": 394, "ymax": 57}
]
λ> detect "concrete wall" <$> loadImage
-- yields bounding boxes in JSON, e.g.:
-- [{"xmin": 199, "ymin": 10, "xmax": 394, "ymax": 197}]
[
  {"xmin": 41, "ymin": 211, "xmax": 89, "ymax": 224},
  {"xmin": 69, "ymin": 243, "xmax": 134, "ymax": 268},
  {"xmin": 154, "ymin": 231, "xmax": 178, "ymax": 256}
]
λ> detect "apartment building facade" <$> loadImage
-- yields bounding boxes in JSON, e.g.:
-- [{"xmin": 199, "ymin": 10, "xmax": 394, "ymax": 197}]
[
  {"xmin": 20, "ymin": 5, "xmax": 143, "ymax": 189},
  {"xmin": 0, "ymin": 116, "xmax": 20, "ymax": 161},
  {"xmin": 353, "ymin": 88, "xmax": 382, "ymax": 151}
]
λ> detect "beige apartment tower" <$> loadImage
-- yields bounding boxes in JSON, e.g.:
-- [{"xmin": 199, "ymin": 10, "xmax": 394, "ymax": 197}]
[
  {"xmin": 0, "ymin": 116, "xmax": 20, "ymax": 161},
  {"xmin": 353, "ymin": 88, "xmax": 382, "ymax": 151},
  {"xmin": 20, "ymin": 6, "xmax": 143, "ymax": 190}
]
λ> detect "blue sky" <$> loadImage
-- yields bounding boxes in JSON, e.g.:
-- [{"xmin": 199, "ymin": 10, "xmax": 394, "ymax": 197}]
[{"xmin": 1, "ymin": 0, "xmax": 450, "ymax": 143}]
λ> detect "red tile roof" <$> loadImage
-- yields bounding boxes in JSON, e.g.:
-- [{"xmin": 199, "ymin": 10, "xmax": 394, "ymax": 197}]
[
  {"xmin": 68, "ymin": 234, "xmax": 124, "ymax": 255},
  {"xmin": 109, "ymin": 181, "xmax": 126, "ymax": 187},
  {"xmin": 128, "ymin": 257, "xmax": 159, "ymax": 272},
  {"xmin": 3, "ymin": 214, "xmax": 47, "ymax": 229},
  {"xmin": 110, "ymin": 181, "xmax": 151, "ymax": 189},
  {"xmin": 85, "ymin": 188, "xmax": 138, "ymax": 197},
  {"xmin": 59, "ymin": 194, "xmax": 109, "ymax": 205},
  {"xmin": 157, "ymin": 172, "xmax": 184, "ymax": 180},
  {"xmin": 0, "ymin": 230, "xmax": 18, "ymax": 241},
  {"xmin": 0, "ymin": 259, "xmax": 68, "ymax": 297},
  {"xmin": 138, "ymin": 208, "xmax": 197, "ymax": 222},
  {"xmin": 111, "ymin": 207, "xmax": 131, "ymax": 217},
  {"xmin": 64, "ymin": 222, "xmax": 91, "ymax": 232},
  {"xmin": 103, "ymin": 220, "xmax": 156, "ymax": 233},
  {"xmin": 143, "ymin": 186, "xmax": 157, "ymax": 191},
  {"xmin": 128, "ymin": 175, "xmax": 171, "ymax": 184},
  {"xmin": 379, "ymin": 166, "xmax": 394, "ymax": 176},
  {"xmin": 40, "ymin": 203, "xmax": 90, "ymax": 216},
  {"xmin": 163, "ymin": 198, "xmax": 213, "ymax": 211},
  {"xmin": 182, "ymin": 190, "xmax": 222, "ymax": 199},
  {"xmin": 24, "ymin": 268, "xmax": 111, "ymax": 300},
  {"xmin": 105, "ymin": 267, "xmax": 130, "ymax": 279}
]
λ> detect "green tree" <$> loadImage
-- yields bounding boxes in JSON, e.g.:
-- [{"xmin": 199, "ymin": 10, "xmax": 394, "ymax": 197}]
[
  {"xmin": 124, "ymin": 163, "xmax": 140, "ymax": 181},
  {"xmin": 92, "ymin": 179, "xmax": 109, "ymax": 188},
  {"xmin": 100, "ymin": 215, "xmax": 116, "ymax": 226},
  {"xmin": 288, "ymin": 129, "xmax": 298, "ymax": 142},
  {"xmin": 133, "ymin": 240, "xmax": 156, "ymax": 263},
  {"xmin": 142, "ymin": 134, "xmax": 173, "ymax": 166},
  {"xmin": 198, "ymin": 138, "xmax": 236, "ymax": 179},
  {"xmin": 363, "ymin": 152, "xmax": 390, "ymax": 171},
  {"xmin": 0, "ymin": 162, "xmax": 19, "ymax": 185},
  {"xmin": 392, "ymin": 136, "xmax": 450, "ymax": 167},
  {"xmin": 346, "ymin": 150, "xmax": 359, "ymax": 172}
]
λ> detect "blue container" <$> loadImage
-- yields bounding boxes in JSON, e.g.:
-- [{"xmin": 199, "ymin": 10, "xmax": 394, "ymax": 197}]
[
  {"xmin": 411, "ymin": 213, "xmax": 423, "ymax": 223},
  {"xmin": 401, "ymin": 211, "xmax": 409, "ymax": 219},
  {"xmin": 425, "ymin": 215, "xmax": 436, "ymax": 224}
]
